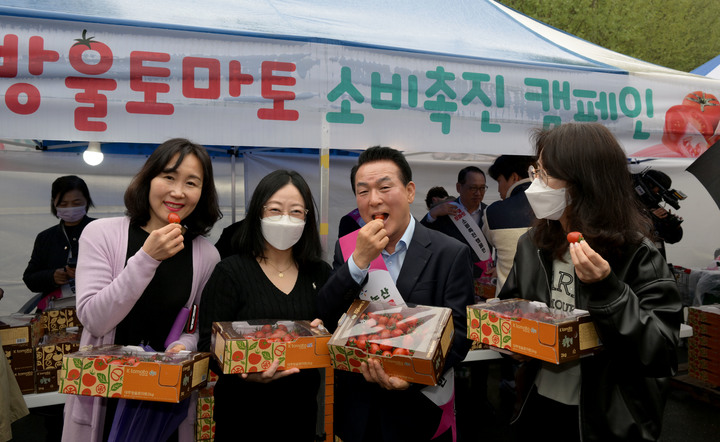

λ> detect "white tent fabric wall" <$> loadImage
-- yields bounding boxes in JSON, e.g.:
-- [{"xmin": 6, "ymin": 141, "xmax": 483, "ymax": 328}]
[{"xmin": 0, "ymin": 150, "xmax": 243, "ymax": 316}]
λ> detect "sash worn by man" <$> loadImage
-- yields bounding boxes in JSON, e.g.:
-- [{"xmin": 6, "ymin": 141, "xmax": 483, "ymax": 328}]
[{"xmin": 319, "ymin": 146, "xmax": 474, "ymax": 442}]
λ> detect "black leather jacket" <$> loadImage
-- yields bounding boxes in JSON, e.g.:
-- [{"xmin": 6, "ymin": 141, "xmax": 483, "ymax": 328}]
[{"xmin": 500, "ymin": 232, "xmax": 682, "ymax": 441}]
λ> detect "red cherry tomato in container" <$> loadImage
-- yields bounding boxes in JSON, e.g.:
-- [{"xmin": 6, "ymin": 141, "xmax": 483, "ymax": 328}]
[
  {"xmin": 168, "ymin": 213, "xmax": 181, "ymax": 224},
  {"xmin": 567, "ymin": 232, "xmax": 584, "ymax": 243}
]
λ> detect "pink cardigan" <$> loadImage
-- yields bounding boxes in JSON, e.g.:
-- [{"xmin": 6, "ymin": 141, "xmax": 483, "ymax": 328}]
[{"xmin": 62, "ymin": 217, "xmax": 220, "ymax": 442}]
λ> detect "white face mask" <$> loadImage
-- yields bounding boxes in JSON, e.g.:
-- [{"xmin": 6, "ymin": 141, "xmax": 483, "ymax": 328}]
[
  {"xmin": 261, "ymin": 215, "xmax": 305, "ymax": 250},
  {"xmin": 525, "ymin": 178, "xmax": 568, "ymax": 220},
  {"xmin": 56, "ymin": 206, "xmax": 87, "ymax": 223}
]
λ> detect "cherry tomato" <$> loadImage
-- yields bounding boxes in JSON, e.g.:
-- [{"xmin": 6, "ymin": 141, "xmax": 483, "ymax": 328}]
[
  {"xmin": 566, "ymin": 232, "xmax": 584, "ymax": 243},
  {"xmin": 168, "ymin": 213, "xmax": 181, "ymax": 224},
  {"xmin": 372, "ymin": 214, "xmax": 386, "ymax": 220}
]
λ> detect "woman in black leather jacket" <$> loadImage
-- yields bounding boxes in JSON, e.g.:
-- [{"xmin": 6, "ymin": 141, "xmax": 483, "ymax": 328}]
[{"xmin": 499, "ymin": 123, "xmax": 682, "ymax": 442}]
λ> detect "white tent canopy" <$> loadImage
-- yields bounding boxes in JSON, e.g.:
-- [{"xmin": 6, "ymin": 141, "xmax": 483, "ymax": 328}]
[{"xmin": 2, "ymin": 1, "xmax": 719, "ymax": 314}]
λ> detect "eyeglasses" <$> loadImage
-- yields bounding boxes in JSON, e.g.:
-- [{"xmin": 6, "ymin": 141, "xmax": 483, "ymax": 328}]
[
  {"xmin": 466, "ymin": 185, "xmax": 488, "ymax": 193},
  {"xmin": 528, "ymin": 165, "xmax": 549, "ymax": 186},
  {"xmin": 263, "ymin": 205, "xmax": 308, "ymax": 222}
]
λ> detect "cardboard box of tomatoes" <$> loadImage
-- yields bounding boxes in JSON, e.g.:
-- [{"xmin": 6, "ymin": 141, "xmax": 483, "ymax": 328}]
[
  {"xmin": 687, "ymin": 304, "xmax": 720, "ymax": 387},
  {"xmin": 211, "ymin": 320, "xmax": 332, "ymax": 374},
  {"xmin": 467, "ymin": 299, "xmax": 602, "ymax": 364},
  {"xmin": 58, "ymin": 345, "xmax": 211, "ymax": 403},
  {"xmin": 327, "ymin": 300, "xmax": 454, "ymax": 386}
]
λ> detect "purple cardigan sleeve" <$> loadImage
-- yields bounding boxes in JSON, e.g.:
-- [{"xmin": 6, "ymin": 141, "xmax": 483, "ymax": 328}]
[{"xmin": 75, "ymin": 217, "xmax": 220, "ymax": 351}]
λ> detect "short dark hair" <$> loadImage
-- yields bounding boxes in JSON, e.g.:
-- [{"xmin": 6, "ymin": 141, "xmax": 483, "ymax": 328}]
[
  {"xmin": 457, "ymin": 166, "xmax": 485, "ymax": 185},
  {"xmin": 488, "ymin": 155, "xmax": 536, "ymax": 181},
  {"xmin": 349, "ymin": 164, "xmax": 359, "ymax": 195},
  {"xmin": 51, "ymin": 175, "xmax": 94, "ymax": 217},
  {"xmin": 531, "ymin": 123, "xmax": 651, "ymax": 259},
  {"xmin": 237, "ymin": 170, "xmax": 323, "ymax": 265},
  {"xmin": 356, "ymin": 146, "xmax": 412, "ymax": 185},
  {"xmin": 124, "ymin": 138, "xmax": 221, "ymax": 237},
  {"xmin": 425, "ymin": 186, "xmax": 449, "ymax": 209}
]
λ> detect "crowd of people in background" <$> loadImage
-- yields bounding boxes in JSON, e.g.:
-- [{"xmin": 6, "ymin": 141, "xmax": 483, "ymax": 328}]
[{"xmin": 3, "ymin": 122, "xmax": 688, "ymax": 442}]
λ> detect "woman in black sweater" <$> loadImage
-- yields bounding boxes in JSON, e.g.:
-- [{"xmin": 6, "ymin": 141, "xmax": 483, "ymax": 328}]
[{"xmin": 199, "ymin": 170, "xmax": 331, "ymax": 442}]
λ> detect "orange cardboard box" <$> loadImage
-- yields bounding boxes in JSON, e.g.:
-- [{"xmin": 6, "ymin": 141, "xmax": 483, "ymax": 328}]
[
  {"xmin": 58, "ymin": 345, "xmax": 210, "ymax": 403},
  {"xmin": 467, "ymin": 299, "xmax": 602, "ymax": 364},
  {"xmin": 327, "ymin": 300, "xmax": 454, "ymax": 386},
  {"xmin": 212, "ymin": 320, "xmax": 331, "ymax": 374}
]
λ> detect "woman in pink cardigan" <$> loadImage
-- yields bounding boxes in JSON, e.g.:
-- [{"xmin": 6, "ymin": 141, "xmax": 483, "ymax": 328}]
[{"xmin": 62, "ymin": 139, "xmax": 222, "ymax": 442}]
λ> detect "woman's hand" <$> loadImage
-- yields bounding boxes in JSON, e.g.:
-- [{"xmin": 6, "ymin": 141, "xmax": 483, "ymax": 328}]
[
  {"xmin": 360, "ymin": 358, "xmax": 410, "ymax": 390},
  {"xmin": 165, "ymin": 344, "xmax": 186, "ymax": 353},
  {"xmin": 241, "ymin": 360, "xmax": 299, "ymax": 383},
  {"xmin": 53, "ymin": 268, "xmax": 70, "ymax": 285},
  {"xmin": 141, "ymin": 223, "xmax": 185, "ymax": 261},
  {"xmin": 569, "ymin": 240, "xmax": 611, "ymax": 283}
]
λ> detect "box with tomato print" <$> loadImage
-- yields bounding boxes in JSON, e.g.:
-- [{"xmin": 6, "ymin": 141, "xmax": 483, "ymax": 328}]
[
  {"xmin": 327, "ymin": 300, "xmax": 454, "ymax": 386},
  {"xmin": 211, "ymin": 320, "xmax": 332, "ymax": 374},
  {"xmin": 467, "ymin": 299, "xmax": 602, "ymax": 364},
  {"xmin": 58, "ymin": 345, "xmax": 211, "ymax": 403}
]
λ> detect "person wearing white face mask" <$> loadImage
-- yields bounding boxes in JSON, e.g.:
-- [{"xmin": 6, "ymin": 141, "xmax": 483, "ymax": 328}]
[
  {"xmin": 198, "ymin": 169, "xmax": 331, "ymax": 442},
  {"xmin": 23, "ymin": 175, "xmax": 96, "ymax": 312},
  {"xmin": 500, "ymin": 123, "xmax": 682, "ymax": 442}
]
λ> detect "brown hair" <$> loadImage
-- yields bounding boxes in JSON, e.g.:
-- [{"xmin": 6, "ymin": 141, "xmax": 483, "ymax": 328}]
[
  {"xmin": 124, "ymin": 138, "xmax": 221, "ymax": 236},
  {"xmin": 531, "ymin": 123, "xmax": 652, "ymax": 260}
]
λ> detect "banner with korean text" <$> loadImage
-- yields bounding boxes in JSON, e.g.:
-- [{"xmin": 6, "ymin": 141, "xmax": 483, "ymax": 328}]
[{"xmin": 2, "ymin": 14, "xmax": 720, "ymax": 158}]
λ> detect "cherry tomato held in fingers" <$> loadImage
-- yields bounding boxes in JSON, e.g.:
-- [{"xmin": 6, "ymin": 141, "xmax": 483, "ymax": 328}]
[
  {"xmin": 168, "ymin": 213, "xmax": 181, "ymax": 224},
  {"xmin": 567, "ymin": 232, "xmax": 584, "ymax": 244}
]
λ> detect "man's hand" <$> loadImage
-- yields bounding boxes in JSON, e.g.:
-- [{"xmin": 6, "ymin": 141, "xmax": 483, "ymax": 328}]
[
  {"xmin": 142, "ymin": 223, "xmax": 185, "ymax": 261},
  {"xmin": 352, "ymin": 219, "xmax": 389, "ymax": 269},
  {"xmin": 360, "ymin": 358, "xmax": 410, "ymax": 390},
  {"xmin": 428, "ymin": 201, "xmax": 458, "ymax": 220}
]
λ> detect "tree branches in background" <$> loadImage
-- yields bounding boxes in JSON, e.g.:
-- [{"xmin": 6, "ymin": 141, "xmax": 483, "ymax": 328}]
[{"xmin": 499, "ymin": 0, "xmax": 720, "ymax": 72}]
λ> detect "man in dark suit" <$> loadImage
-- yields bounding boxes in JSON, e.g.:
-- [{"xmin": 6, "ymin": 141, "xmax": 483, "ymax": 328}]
[
  {"xmin": 421, "ymin": 166, "xmax": 494, "ymax": 301},
  {"xmin": 319, "ymin": 146, "xmax": 474, "ymax": 442}
]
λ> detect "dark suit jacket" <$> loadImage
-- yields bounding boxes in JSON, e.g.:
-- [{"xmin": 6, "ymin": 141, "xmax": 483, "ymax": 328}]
[{"xmin": 318, "ymin": 220, "xmax": 474, "ymax": 442}]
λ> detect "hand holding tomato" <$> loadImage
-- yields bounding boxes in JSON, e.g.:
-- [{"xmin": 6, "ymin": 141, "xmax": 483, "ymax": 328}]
[
  {"xmin": 568, "ymin": 240, "xmax": 611, "ymax": 284},
  {"xmin": 141, "ymin": 222, "xmax": 185, "ymax": 261},
  {"xmin": 361, "ymin": 358, "xmax": 410, "ymax": 390},
  {"xmin": 241, "ymin": 360, "xmax": 299, "ymax": 383},
  {"xmin": 352, "ymin": 220, "xmax": 389, "ymax": 269}
]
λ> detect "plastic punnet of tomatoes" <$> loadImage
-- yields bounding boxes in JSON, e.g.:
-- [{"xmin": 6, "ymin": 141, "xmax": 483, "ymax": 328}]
[
  {"xmin": 327, "ymin": 300, "xmax": 454, "ymax": 386},
  {"xmin": 58, "ymin": 344, "xmax": 211, "ymax": 402},
  {"xmin": 211, "ymin": 320, "xmax": 332, "ymax": 374},
  {"xmin": 466, "ymin": 299, "xmax": 602, "ymax": 364}
]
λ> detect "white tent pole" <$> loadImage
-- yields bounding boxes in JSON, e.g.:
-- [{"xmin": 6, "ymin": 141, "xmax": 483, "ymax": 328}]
[
  {"xmin": 230, "ymin": 146, "xmax": 237, "ymax": 223},
  {"xmin": 319, "ymin": 116, "xmax": 330, "ymax": 255}
]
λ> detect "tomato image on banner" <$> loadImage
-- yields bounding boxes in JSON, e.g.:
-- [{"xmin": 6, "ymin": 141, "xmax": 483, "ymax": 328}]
[{"xmin": 634, "ymin": 91, "xmax": 720, "ymax": 158}]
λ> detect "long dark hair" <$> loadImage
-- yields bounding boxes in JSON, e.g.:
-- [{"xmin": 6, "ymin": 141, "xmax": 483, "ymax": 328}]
[
  {"xmin": 51, "ymin": 175, "xmax": 94, "ymax": 216},
  {"xmin": 531, "ymin": 123, "xmax": 652, "ymax": 260},
  {"xmin": 237, "ymin": 170, "xmax": 323, "ymax": 265},
  {"xmin": 124, "ymin": 138, "xmax": 222, "ymax": 236}
]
